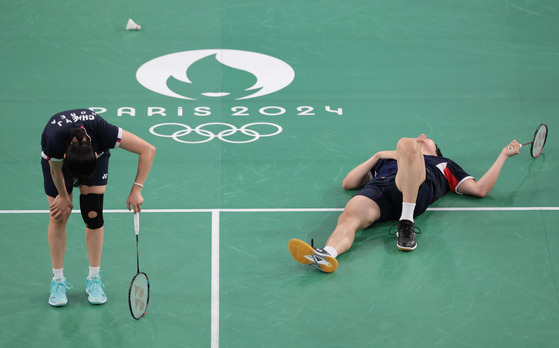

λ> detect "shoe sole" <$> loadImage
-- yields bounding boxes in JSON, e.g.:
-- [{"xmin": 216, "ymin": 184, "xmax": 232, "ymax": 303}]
[
  {"xmin": 396, "ymin": 231, "xmax": 417, "ymax": 251},
  {"xmin": 397, "ymin": 243, "xmax": 417, "ymax": 251},
  {"xmin": 86, "ymin": 289, "xmax": 107, "ymax": 305},
  {"xmin": 49, "ymin": 299, "xmax": 68, "ymax": 307},
  {"xmin": 288, "ymin": 239, "xmax": 338, "ymax": 273}
]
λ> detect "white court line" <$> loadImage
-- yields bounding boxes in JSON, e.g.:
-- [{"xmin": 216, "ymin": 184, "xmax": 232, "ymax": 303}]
[
  {"xmin": 211, "ymin": 210, "xmax": 220, "ymax": 348},
  {"xmin": 1, "ymin": 207, "xmax": 559, "ymax": 214},
  {"xmin": 427, "ymin": 207, "xmax": 559, "ymax": 211}
]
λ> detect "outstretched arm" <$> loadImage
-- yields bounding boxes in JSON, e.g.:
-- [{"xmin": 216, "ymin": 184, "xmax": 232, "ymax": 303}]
[
  {"xmin": 342, "ymin": 151, "xmax": 397, "ymax": 190},
  {"xmin": 457, "ymin": 140, "xmax": 519, "ymax": 198},
  {"xmin": 119, "ymin": 130, "xmax": 156, "ymax": 213}
]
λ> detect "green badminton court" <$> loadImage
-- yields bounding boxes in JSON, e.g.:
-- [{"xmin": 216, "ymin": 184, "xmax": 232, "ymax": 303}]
[{"xmin": 1, "ymin": 1, "xmax": 558, "ymax": 347}]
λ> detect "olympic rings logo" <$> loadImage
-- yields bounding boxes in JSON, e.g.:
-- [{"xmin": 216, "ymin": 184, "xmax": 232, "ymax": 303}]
[{"xmin": 149, "ymin": 122, "xmax": 283, "ymax": 144}]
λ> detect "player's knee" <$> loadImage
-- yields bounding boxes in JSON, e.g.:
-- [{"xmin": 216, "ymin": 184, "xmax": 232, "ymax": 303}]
[
  {"xmin": 338, "ymin": 210, "xmax": 371, "ymax": 231},
  {"xmin": 397, "ymin": 137, "xmax": 415, "ymax": 149},
  {"xmin": 51, "ymin": 207, "xmax": 72, "ymax": 224},
  {"xmin": 397, "ymin": 137, "xmax": 421, "ymax": 155},
  {"xmin": 340, "ymin": 206, "xmax": 378, "ymax": 228},
  {"xmin": 80, "ymin": 193, "xmax": 104, "ymax": 229}
]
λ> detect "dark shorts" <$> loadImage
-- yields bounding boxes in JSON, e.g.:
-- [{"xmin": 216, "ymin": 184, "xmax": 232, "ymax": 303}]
[
  {"xmin": 355, "ymin": 175, "xmax": 435, "ymax": 223},
  {"xmin": 41, "ymin": 153, "xmax": 111, "ymax": 197}
]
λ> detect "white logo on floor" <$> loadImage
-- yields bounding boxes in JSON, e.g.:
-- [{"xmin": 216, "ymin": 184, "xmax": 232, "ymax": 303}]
[{"xmin": 136, "ymin": 49, "xmax": 295, "ymax": 100}]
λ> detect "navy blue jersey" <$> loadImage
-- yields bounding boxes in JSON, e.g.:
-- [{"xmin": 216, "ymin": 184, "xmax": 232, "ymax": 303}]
[
  {"xmin": 370, "ymin": 155, "xmax": 474, "ymax": 200},
  {"xmin": 41, "ymin": 109, "xmax": 122, "ymax": 161}
]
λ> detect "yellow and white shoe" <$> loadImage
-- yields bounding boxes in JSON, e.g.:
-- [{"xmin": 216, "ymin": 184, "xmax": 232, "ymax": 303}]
[{"xmin": 288, "ymin": 239, "xmax": 338, "ymax": 273}]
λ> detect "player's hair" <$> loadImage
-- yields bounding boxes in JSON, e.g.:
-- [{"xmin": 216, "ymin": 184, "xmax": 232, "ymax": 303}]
[
  {"xmin": 64, "ymin": 128, "xmax": 97, "ymax": 187},
  {"xmin": 435, "ymin": 144, "xmax": 443, "ymax": 157}
]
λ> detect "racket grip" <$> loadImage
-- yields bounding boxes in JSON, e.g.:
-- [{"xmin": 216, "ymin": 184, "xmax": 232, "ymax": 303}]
[
  {"xmin": 134, "ymin": 212, "xmax": 140, "ymax": 235},
  {"xmin": 507, "ymin": 144, "xmax": 523, "ymax": 150}
]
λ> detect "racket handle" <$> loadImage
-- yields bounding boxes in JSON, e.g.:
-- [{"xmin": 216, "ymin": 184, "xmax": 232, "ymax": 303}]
[{"xmin": 134, "ymin": 212, "xmax": 140, "ymax": 236}]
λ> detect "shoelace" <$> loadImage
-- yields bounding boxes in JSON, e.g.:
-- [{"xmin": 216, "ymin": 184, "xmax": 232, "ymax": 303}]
[
  {"xmin": 88, "ymin": 278, "xmax": 105, "ymax": 294},
  {"xmin": 310, "ymin": 239, "xmax": 329, "ymax": 258},
  {"xmin": 388, "ymin": 222, "xmax": 422, "ymax": 236},
  {"xmin": 52, "ymin": 281, "xmax": 73, "ymax": 294}
]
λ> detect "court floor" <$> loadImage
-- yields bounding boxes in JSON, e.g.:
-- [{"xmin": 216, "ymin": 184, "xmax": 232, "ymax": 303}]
[{"xmin": 1, "ymin": 0, "xmax": 558, "ymax": 347}]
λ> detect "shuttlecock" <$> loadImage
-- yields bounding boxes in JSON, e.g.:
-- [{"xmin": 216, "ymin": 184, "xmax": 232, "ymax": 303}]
[{"xmin": 126, "ymin": 18, "xmax": 141, "ymax": 30}]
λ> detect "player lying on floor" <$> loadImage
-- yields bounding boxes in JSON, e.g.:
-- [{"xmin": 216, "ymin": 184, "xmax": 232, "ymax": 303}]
[{"xmin": 289, "ymin": 134, "xmax": 519, "ymax": 273}]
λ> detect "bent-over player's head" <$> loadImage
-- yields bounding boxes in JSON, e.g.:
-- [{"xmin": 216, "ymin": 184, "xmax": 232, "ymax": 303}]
[{"xmin": 64, "ymin": 128, "xmax": 97, "ymax": 187}]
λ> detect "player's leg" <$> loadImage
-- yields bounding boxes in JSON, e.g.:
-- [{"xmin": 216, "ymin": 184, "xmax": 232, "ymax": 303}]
[
  {"xmin": 43, "ymin": 158, "xmax": 74, "ymax": 306},
  {"xmin": 394, "ymin": 137, "xmax": 426, "ymax": 251},
  {"xmin": 80, "ymin": 185, "xmax": 106, "ymax": 269},
  {"xmin": 80, "ymin": 184, "xmax": 108, "ymax": 304},
  {"xmin": 325, "ymin": 195, "xmax": 381, "ymax": 255},
  {"xmin": 47, "ymin": 201, "xmax": 72, "ymax": 307},
  {"xmin": 395, "ymin": 137, "xmax": 426, "ymax": 204},
  {"xmin": 47, "ymin": 194, "xmax": 73, "ymax": 271},
  {"xmin": 46, "ymin": 193, "xmax": 75, "ymax": 306},
  {"xmin": 289, "ymin": 195, "xmax": 380, "ymax": 273},
  {"xmin": 79, "ymin": 152, "xmax": 110, "ymax": 304}
]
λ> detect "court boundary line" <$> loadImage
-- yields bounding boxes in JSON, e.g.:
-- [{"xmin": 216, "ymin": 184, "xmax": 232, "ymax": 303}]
[
  {"xmin": 211, "ymin": 210, "xmax": 219, "ymax": 348},
  {"xmin": 1, "ymin": 207, "xmax": 559, "ymax": 214}
]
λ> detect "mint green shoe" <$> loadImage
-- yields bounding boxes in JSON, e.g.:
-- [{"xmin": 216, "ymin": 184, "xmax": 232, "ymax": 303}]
[
  {"xmin": 86, "ymin": 272, "xmax": 107, "ymax": 304},
  {"xmin": 49, "ymin": 277, "xmax": 73, "ymax": 307}
]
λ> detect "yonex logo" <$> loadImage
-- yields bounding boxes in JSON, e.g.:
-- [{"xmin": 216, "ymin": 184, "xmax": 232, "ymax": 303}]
[
  {"xmin": 149, "ymin": 122, "xmax": 282, "ymax": 144},
  {"xmin": 133, "ymin": 285, "xmax": 146, "ymax": 311},
  {"xmin": 136, "ymin": 49, "xmax": 295, "ymax": 100}
]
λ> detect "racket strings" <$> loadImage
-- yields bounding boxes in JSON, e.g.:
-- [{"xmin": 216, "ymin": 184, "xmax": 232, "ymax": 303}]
[
  {"xmin": 130, "ymin": 273, "xmax": 149, "ymax": 319},
  {"xmin": 531, "ymin": 124, "xmax": 548, "ymax": 158}
]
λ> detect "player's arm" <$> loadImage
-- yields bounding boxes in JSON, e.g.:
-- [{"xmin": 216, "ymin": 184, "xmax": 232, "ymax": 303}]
[
  {"xmin": 119, "ymin": 130, "xmax": 156, "ymax": 213},
  {"xmin": 48, "ymin": 160, "xmax": 73, "ymax": 218},
  {"xmin": 342, "ymin": 151, "xmax": 397, "ymax": 190},
  {"xmin": 457, "ymin": 140, "xmax": 519, "ymax": 198}
]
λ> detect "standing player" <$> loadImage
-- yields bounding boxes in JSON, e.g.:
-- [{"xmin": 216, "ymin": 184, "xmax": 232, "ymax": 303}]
[
  {"xmin": 42, "ymin": 109, "xmax": 156, "ymax": 306},
  {"xmin": 289, "ymin": 134, "xmax": 520, "ymax": 273}
]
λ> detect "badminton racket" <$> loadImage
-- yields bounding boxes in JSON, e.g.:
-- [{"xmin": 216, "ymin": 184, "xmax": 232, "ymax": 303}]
[
  {"xmin": 507, "ymin": 123, "xmax": 548, "ymax": 158},
  {"xmin": 128, "ymin": 212, "xmax": 150, "ymax": 320}
]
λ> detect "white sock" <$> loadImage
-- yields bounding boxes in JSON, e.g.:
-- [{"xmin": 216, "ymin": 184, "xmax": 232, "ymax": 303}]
[
  {"xmin": 323, "ymin": 246, "xmax": 338, "ymax": 259},
  {"xmin": 88, "ymin": 266, "xmax": 100, "ymax": 278},
  {"xmin": 400, "ymin": 202, "xmax": 416, "ymax": 222},
  {"xmin": 52, "ymin": 268, "xmax": 64, "ymax": 280}
]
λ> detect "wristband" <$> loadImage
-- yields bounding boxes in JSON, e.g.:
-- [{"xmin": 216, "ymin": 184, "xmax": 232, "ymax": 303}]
[{"xmin": 133, "ymin": 182, "xmax": 144, "ymax": 188}]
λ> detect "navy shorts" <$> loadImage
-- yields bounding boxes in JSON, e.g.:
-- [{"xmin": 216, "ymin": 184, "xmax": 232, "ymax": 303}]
[
  {"xmin": 355, "ymin": 175, "xmax": 435, "ymax": 223},
  {"xmin": 41, "ymin": 153, "xmax": 111, "ymax": 197}
]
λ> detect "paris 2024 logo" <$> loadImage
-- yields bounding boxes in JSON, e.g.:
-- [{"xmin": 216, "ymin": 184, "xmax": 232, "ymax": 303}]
[{"xmin": 91, "ymin": 49, "xmax": 343, "ymax": 144}]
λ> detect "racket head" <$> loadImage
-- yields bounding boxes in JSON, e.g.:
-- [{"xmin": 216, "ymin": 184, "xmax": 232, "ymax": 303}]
[
  {"xmin": 128, "ymin": 272, "xmax": 150, "ymax": 320},
  {"xmin": 530, "ymin": 123, "xmax": 548, "ymax": 158}
]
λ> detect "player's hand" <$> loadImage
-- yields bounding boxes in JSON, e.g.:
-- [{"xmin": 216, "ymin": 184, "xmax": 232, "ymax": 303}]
[
  {"xmin": 503, "ymin": 140, "xmax": 520, "ymax": 157},
  {"xmin": 50, "ymin": 195, "xmax": 73, "ymax": 219},
  {"xmin": 127, "ymin": 186, "xmax": 144, "ymax": 213},
  {"xmin": 375, "ymin": 151, "xmax": 398, "ymax": 160}
]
